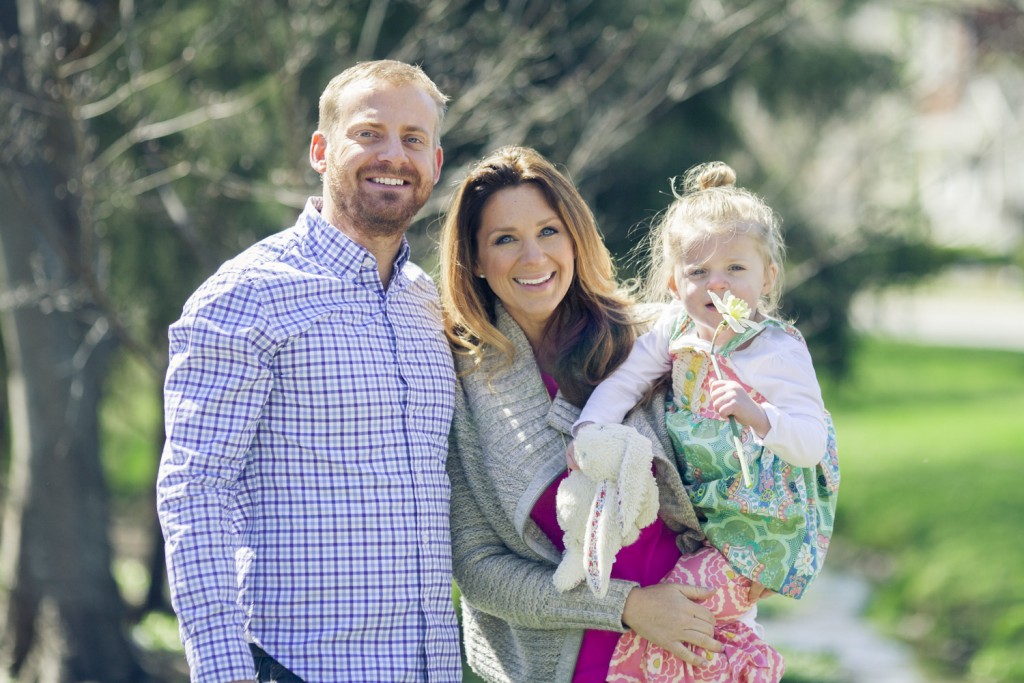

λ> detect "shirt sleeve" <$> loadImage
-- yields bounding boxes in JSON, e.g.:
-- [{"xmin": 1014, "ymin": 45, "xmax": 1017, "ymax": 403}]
[
  {"xmin": 736, "ymin": 329, "xmax": 828, "ymax": 468},
  {"xmin": 573, "ymin": 308, "xmax": 677, "ymax": 432},
  {"xmin": 156, "ymin": 275, "xmax": 275, "ymax": 683}
]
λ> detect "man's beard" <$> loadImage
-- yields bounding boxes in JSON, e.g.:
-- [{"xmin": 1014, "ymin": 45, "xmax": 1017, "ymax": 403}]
[{"xmin": 330, "ymin": 171, "xmax": 431, "ymax": 238}]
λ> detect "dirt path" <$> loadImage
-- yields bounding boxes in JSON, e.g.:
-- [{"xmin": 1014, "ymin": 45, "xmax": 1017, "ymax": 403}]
[{"xmin": 760, "ymin": 568, "xmax": 928, "ymax": 682}]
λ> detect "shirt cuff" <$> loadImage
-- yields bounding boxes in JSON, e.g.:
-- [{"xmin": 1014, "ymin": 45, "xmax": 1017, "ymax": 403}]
[{"xmin": 183, "ymin": 629, "xmax": 256, "ymax": 683}]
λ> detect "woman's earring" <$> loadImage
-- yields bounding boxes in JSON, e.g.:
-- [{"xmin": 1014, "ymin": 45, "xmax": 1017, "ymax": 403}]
[{"xmin": 477, "ymin": 273, "xmax": 486, "ymax": 279}]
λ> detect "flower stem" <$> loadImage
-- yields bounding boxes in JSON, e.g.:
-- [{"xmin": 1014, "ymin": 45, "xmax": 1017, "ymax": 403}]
[{"xmin": 710, "ymin": 323, "xmax": 753, "ymax": 488}]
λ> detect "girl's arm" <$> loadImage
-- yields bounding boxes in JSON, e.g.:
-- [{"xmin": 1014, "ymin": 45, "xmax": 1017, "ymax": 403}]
[
  {"xmin": 733, "ymin": 330, "xmax": 828, "ymax": 468},
  {"xmin": 573, "ymin": 309, "xmax": 677, "ymax": 432}
]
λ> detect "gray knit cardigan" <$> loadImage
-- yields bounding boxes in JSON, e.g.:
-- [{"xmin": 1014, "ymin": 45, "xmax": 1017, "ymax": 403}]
[{"xmin": 448, "ymin": 305, "xmax": 703, "ymax": 683}]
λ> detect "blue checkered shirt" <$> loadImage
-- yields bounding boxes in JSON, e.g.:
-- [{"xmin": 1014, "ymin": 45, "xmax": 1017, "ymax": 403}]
[{"xmin": 157, "ymin": 198, "xmax": 460, "ymax": 683}]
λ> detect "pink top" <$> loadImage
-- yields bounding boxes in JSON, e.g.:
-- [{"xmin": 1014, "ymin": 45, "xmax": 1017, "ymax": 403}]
[{"xmin": 533, "ymin": 372, "xmax": 682, "ymax": 682}]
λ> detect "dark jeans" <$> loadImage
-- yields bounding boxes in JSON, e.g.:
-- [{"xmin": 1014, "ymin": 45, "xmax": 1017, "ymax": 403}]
[{"xmin": 250, "ymin": 644, "xmax": 306, "ymax": 683}]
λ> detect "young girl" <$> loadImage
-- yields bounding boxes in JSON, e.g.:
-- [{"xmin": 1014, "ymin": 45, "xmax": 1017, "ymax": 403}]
[{"xmin": 571, "ymin": 161, "xmax": 840, "ymax": 682}]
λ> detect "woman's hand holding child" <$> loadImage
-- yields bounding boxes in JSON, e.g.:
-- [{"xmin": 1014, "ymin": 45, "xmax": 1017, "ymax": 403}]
[{"xmin": 622, "ymin": 583, "xmax": 723, "ymax": 667}]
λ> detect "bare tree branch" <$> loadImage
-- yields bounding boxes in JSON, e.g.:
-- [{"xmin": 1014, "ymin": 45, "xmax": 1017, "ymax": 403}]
[
  {"xmin": 57, "ymin": 30, "xmax": 125, "ymax": 78},
  {"xmin": 568, "ymin": 1, "xmax": 796, "ymax": 179},
  {"xmin": 77, "ymin": 57, "xmax": 190, "ymax": 119},
  {"xmin": 87, "ymin": 88, "xmax": 267, "ymax": 176},
  {"xmin": 356, "ymin": 0, "xmax": 390, "ymax": 61}
]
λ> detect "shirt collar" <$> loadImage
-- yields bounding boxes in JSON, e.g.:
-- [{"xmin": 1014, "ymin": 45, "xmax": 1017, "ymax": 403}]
[{"xmin": 299, "ymin": 197, "xmax": 411, "ymax": 282}]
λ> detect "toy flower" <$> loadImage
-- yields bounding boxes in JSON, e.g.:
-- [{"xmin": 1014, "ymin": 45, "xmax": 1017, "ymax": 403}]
[{"xmin": 708, "ymin": 290, "xmax": 762, "ymax": 488}]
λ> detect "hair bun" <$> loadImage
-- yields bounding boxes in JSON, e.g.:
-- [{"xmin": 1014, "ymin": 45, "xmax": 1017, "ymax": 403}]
[{"xmin": 683, "ymin": 161, "xmax": 736, "ymax": 193}]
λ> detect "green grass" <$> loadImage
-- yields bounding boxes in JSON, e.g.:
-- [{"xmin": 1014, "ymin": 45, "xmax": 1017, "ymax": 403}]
[{"xmin": 820, "ymin": 339, "xmax": 1024, "ymax": 682}]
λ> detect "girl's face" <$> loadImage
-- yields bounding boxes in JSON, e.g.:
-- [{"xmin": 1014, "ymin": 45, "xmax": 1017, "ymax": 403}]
[
  {"xmin": 669, "ymin": 232, "xmax": 777, "ymax": 343},
  {"xmin": 475, "ymin": 184, "xmax": 576, "ymax": 349}
]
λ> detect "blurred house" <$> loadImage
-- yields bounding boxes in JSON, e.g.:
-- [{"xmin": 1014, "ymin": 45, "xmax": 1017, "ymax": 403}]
[
  {"xmin": 902, "ymin": 4, "xmax": 1023, "ymax": 253},
  {"xmin": 852, "ymin": 3, "xmax": 1024, "ymax": 351},
  {"xmin": 732, "ymin": 3, "xmax": 1023, "ymax": 348}
]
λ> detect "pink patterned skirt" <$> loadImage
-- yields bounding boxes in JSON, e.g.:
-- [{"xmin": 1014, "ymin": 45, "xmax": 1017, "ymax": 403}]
[{"xmin": 607, "ymin": 546, "xmax": 784, "ymax": 682}]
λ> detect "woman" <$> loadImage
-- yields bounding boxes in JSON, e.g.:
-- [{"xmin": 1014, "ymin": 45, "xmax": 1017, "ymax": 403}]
[{"xmin": 439, "ymin": 146, "xmax": 727, "ymax": 683}]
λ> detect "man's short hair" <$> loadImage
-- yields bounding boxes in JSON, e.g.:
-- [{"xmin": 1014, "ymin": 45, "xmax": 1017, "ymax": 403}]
[{"xmin": 318, "ymin": 60, "xmax": 449, "ymax": 144}]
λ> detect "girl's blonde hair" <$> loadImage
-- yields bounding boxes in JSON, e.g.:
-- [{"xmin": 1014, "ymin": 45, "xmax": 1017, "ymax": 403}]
[
  {"xmin": 641, "ymin": 161, "xmax": 786, "ymax": 317},
  {"xmin": 438, "ymin": 145, "xmax": 635, "ymax": 406}
]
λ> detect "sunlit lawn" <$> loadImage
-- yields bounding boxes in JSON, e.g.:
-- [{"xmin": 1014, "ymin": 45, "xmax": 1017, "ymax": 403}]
[{"xmin": 819, "ymin": 339, "xmax": 1024, "ymax": 683}]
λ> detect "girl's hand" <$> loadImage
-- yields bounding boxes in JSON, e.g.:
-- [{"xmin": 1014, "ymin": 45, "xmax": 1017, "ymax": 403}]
[
  {"xmin": 565, "ymin": 440, "xmax": 579, "ymax": 471},
  {"xmin": 566, "ymin": 421, "xmax": 594, "ymax": 471},
  {"xmin": 709, "ymin": 379, "xmax": 770, "ymax": 437},
  {"xmin": 622, "ymin": 583, "xmax": 724, "ymax": 667},
  {"xmin": 747, "ymin": 580, "xmax": 775, "ymax": 602}
]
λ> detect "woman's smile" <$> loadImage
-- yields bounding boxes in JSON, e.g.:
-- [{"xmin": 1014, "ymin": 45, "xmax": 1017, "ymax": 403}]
[{"xmin": 515, "ymin": 272, "xmax": 555, "ymax": 286}]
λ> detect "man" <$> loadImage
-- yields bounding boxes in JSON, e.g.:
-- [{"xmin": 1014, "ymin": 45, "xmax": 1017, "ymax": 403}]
[{"xmin": 157, "ymin": 60, "xmax": 459, "ymax": 683}]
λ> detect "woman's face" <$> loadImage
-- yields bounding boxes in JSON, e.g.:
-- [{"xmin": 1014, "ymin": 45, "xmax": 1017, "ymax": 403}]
[{"xmin": 475, "ymin": 184, "xmax": 576, "ymax": 347}]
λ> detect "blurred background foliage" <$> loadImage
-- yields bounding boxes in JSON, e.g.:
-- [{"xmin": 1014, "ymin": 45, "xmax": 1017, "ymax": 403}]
[
  {"xmin": 74, "ymin": 0, "xmax": 994, "ymax": 381},
  {"xmin": 1, "ymin": 0, "xmax": 1021, "ymax": 681}
]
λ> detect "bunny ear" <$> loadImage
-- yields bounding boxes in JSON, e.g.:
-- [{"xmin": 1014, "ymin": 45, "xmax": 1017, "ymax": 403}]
[
  {"xmin": 582, "ymin": 480, "xmax": 617, "ymax": 598},
  {"xmin": 553, "ymin": 471, "xmax": 590, "ymax": 593},
  {"xmin": 555, "ymin": 470, "xmax": 589, "ymax": 530},
  {"xmin": 615, "ymin": 437, "xmax": 658, "ymax": 544},
  {"xmin": 553, "ymin": 549, "xmax": 585, "ymax": 593}
]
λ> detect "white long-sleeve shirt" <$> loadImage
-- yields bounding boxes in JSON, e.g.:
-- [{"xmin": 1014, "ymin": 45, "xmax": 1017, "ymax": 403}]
[{"xmin": 577, "ymin": 305, "xmax": 827, "ymax": 468}]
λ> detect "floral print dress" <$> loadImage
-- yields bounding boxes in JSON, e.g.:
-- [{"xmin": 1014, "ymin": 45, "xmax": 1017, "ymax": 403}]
[{"xmin": 665, "ymin": 315, "xmax": 840, "ymax": 599}]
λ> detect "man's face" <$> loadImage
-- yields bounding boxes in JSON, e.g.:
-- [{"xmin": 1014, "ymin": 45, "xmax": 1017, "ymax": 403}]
[{"xmin": 312, "ymin": 80, "xmax": 443, "ymax": 239}]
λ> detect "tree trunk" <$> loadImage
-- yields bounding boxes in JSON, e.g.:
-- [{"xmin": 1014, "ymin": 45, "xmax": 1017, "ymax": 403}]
[
  {"xmin": 0, "ymin": 145, "xmax": 145, "ymax": 683},
  {"xmin": 0, "ymin": 1, "xmax": 146, "ymax": 679}
]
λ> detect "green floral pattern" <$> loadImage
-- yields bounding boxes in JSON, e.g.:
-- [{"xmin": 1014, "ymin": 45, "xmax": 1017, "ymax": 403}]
[{"xmin": 665, "ymin": 315, "xmax": 840, "ymax": 598}]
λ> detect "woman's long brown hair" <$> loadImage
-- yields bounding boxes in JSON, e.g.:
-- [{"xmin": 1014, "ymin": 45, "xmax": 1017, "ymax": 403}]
[{"xmin": 438, "ymin": 145, "xmax": 636, "ymax": 406}]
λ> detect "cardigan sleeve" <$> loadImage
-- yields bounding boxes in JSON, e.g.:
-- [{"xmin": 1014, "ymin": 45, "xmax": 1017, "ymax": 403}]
[{"xmin": 448, "ymin": 383, "xmax": 638, "ymax": 633}]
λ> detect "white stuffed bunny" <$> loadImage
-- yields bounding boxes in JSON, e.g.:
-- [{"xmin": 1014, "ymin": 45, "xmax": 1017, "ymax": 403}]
[{"xmin": 553, "ymin": 423, "xmax": 659, "ymax": 598}]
